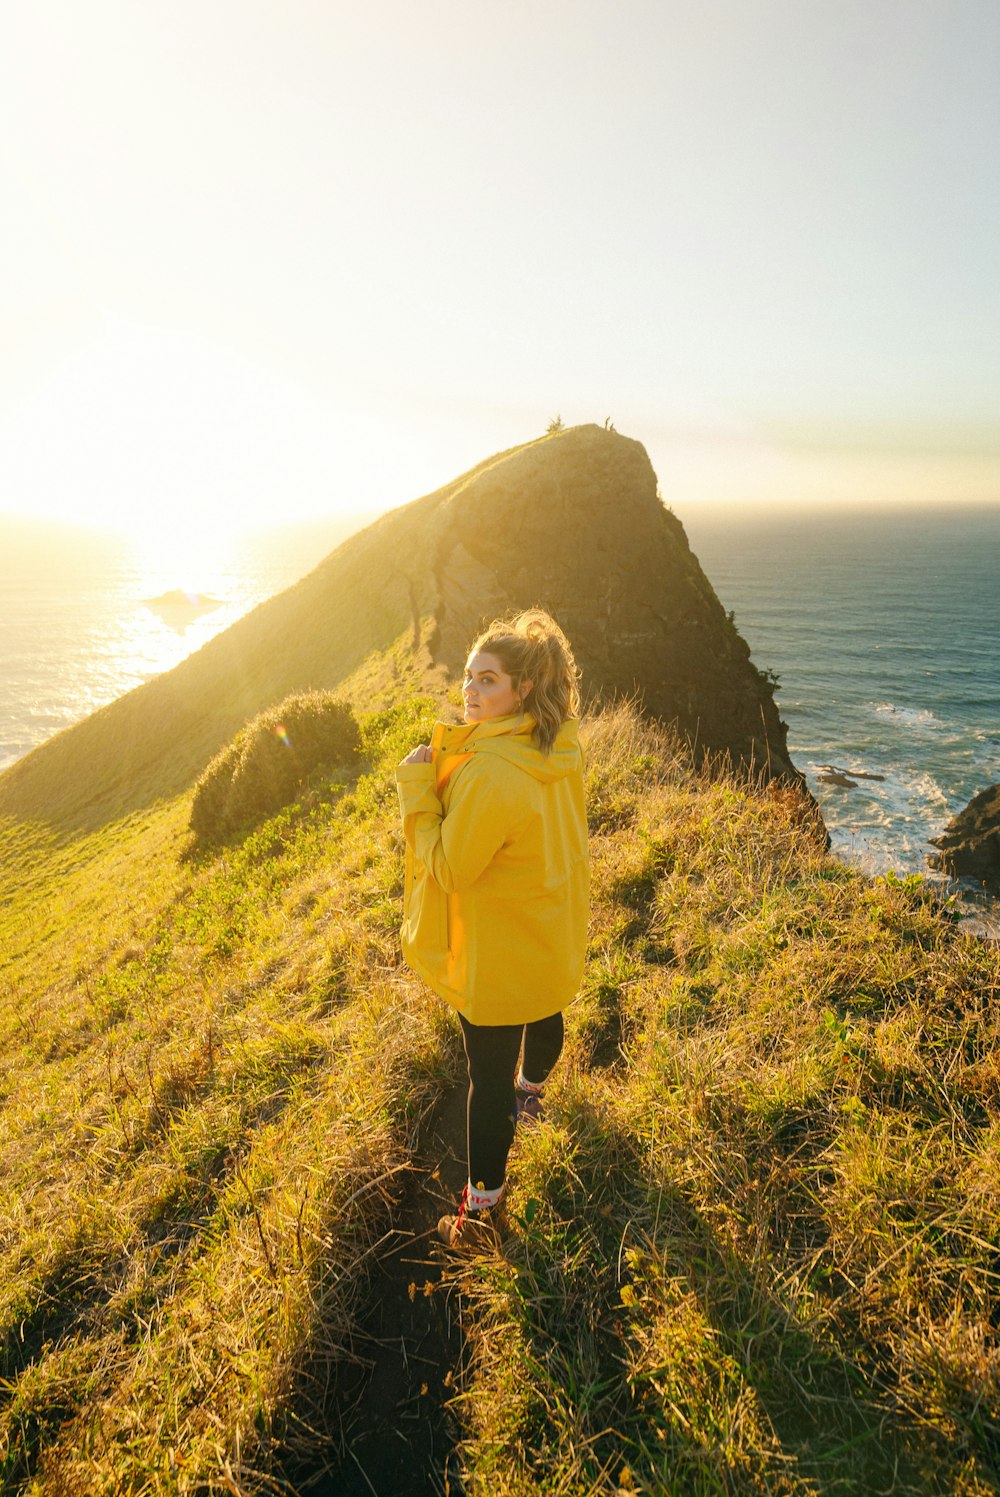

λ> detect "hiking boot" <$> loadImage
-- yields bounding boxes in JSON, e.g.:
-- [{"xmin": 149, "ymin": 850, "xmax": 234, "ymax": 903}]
[
  {"xmin": 437, "ymin": 1185, "xmax": 505, "ymax": 1250},
  {"xmin": 514, "ymin": 1086, "xmax": 544, "ymax": 1126}
]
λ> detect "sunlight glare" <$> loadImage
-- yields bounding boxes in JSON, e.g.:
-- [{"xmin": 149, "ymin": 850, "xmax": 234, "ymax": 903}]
[{"xmin": 125, "ymin": 511, "xmax": 237, "ymax": 600}]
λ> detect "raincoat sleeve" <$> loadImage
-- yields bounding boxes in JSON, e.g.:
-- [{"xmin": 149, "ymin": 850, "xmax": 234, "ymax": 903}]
[{"xmin": 395, "ymin": 760, "xmax": 513, "ymax": 893}]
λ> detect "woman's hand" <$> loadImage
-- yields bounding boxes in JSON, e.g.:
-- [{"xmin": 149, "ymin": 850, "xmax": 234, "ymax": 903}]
[{"xmin": 400, "ymin": 744, "xmax": 433, "ymax": 766}]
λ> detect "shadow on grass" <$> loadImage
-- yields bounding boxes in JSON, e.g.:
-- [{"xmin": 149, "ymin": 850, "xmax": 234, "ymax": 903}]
[
  {"xmin": 279, "ymin": 1079, "xmax": 471, "ymax": 1497},
  {"xmin": 486, "ymin": 1095, "xmax": 938, "ymax": 1497},
  {"xmin": 0, "ymin": 1072, "xmax": 309, "ymax": 1490}
]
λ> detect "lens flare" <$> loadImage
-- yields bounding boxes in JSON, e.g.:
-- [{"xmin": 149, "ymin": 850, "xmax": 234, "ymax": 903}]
[{"xmin": 274, "ymin": 723, "xmax": 291, "ymax": 748}]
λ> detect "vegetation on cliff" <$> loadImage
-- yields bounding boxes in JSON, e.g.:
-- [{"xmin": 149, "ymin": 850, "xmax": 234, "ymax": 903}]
[{"xmin": 0, "ymin": 697, "xmax": 997, "ymax": 1495}]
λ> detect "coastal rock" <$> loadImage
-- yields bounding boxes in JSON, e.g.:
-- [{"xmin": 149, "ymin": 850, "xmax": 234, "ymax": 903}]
[
  {"xmin": 0, "ymin": 424, "xmax": 810, "ymax": 830},
  {"xmin": 928, "ymin": 784, "xmax": 1000, "ymax": 891},
  {"xmin": 142, "ymin": 590, "xmax": 224, "ymax": 628},
  {"xmin": 425, "ymin": 426, "xmax": 801, "ymax": 784},
  {"xmin": 142, "ymin": 590, "xmax": 223, "ymax": 609},
  {"xmin": 817, "ymin": 763, "xmax": 885, "ymax": 784}
]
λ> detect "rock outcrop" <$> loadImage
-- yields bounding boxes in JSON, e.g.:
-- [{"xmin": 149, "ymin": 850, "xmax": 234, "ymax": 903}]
[
  {"xmin": 424, "ymin": 425, "xmax": 798, "ymax": 782},
  {"xmin": 0, "ymin": 424, "xmax": 805, "ymax": 833},
  {"xmin": 929, "ymin": 785, "xmax": 1000, "ymax": 891}
]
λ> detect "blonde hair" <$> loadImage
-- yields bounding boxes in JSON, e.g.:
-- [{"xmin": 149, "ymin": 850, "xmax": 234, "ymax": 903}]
[{"xmin": 469, "ymin": 609, "xmax": 581, "ymax": 753}]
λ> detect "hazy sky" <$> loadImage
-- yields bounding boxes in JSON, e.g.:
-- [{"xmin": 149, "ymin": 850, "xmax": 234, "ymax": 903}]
[{"xmin": 1, "ymin": 0, "xmax": 998, "ymax": 543}]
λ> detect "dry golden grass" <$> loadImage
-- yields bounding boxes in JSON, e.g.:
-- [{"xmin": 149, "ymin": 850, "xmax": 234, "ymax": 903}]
[
  {"xmin": 1, "ymin": 696, "xmax": 998, "ymax": 1494},
  {"xmin": 0, "ymin": 696, "xmax": 460, "ymax": 1492},
  {"xmin": 444, "ymin": 701, "xmax": 1000, "ymax": 1497}
]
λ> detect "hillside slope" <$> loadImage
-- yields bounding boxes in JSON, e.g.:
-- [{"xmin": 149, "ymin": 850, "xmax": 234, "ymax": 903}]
[
  {"xmin": 0, "ymin": 702, "xmax": 996, "ymax": 1495},
  {"xmin": 0, "ymin": 425, "xmax": 794, "ymax": 850},
  {"xmin": 12, "ymin": 428, "xmax": 997, "ymax": 1492}
]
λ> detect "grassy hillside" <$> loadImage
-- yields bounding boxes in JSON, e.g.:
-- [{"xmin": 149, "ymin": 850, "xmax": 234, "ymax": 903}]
[
  {"xmin": 0, "ymin": 697, "xmax": 997, "ymax": 1494},
  {"xmin": 0, "ymin": 433, "xmax": 540, "ymax": 846},
  {"xmin": 0, "ymin": 421, "xmax": 798, "ymax": 865}
]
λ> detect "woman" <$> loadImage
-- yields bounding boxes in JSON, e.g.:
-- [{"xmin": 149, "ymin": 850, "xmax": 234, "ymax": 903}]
[{"xmin": 396, "ymin": 610, "xmax": 589, "ymax": 1247}]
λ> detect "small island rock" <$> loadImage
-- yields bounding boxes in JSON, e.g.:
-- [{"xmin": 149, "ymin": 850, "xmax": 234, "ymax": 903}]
[{"xmin": 143, "ymin": 590, "xmax": 223, "ymax": 613}]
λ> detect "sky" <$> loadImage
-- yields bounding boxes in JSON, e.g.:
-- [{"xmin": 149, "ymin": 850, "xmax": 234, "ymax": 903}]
[{"xmin": 1, "ymin": 0, "xmax": 998, "ymax": 550}]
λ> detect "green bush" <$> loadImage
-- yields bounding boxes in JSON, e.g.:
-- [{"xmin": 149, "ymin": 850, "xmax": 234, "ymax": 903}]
[{"xmin": 190, "ymin": 692, "xmax": 361, "ymax": 842}]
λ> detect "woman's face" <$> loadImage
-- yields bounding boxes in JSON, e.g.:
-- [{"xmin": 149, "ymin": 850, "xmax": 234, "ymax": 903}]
[{"xmin": 463, "ymin": 652, "xmax": 526, "ymax": 723}]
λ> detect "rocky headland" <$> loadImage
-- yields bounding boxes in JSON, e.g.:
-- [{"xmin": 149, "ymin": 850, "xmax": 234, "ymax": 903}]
[{"xmin": 0, "ymin": 424, "xmax": 806, "ymax": 833}]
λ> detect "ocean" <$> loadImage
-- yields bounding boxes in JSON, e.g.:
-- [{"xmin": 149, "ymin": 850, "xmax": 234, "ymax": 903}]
[
  {"xmin": 685, "ymin": 503, "xmax": 1000, "ymax": 880},
  {"xmin": 1, "ymin": 505, "xmax": 997, "ymax": 888},
  {"xmin": 0, "ymin": 514, "xmax": 361, "ymax": 775}
]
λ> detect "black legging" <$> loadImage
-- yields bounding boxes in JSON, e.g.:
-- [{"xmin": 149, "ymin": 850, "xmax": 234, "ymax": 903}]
[{"xmin": 458, "ymin": 1011, "xmax": 564, "ymax": 1192}]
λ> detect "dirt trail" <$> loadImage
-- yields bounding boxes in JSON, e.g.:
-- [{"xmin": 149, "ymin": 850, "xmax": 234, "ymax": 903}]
[{"xmin": 300, "ymin": 1082, "xmax": 471, "ymax": 1496}]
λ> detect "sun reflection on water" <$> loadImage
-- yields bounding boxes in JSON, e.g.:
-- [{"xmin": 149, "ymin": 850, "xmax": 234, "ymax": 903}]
[
  {"xmin": 0, "ymin": 514, "xmax": 356, "ymax": 774},
  {"xmin": 114, "ymin": 527, "xmax": 272, "ymax": 685}
]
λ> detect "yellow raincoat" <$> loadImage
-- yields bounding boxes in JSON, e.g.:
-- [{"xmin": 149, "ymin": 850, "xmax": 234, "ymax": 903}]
[{"xmin": 395, "ymin": 713, "xmax": 589, "ymax": 1026}]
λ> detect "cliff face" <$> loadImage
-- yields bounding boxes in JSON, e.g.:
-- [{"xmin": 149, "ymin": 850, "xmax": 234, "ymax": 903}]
[
  {"xmin": 0, "ymin": 425, "xmax": 802, "ymax": 835},
  {"xmin": 424, "ymin": 425, "xmax": 796, "ymax": 781},
  {"xmin": 929, "ymin": 784, "xmax": 1000, "ymax": 892}
]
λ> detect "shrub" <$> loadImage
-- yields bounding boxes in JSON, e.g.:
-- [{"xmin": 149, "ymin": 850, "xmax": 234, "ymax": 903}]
[{"xmin": 191, "ymin": 693, "xmax": 361, "ymax": 842}]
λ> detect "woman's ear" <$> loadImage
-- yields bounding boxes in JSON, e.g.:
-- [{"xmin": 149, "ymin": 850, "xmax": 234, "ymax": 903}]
[{"xmin": 518, "ymin": 678, "xmax": 534, "ymax": 704}]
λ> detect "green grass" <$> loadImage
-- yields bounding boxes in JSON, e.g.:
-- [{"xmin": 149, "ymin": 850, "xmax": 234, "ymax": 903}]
[
  {"xmin": 1, "ymin": 698, "xmax": 998, "ymax": 1494},
  {"xmin": 0, "ymin": 695, "xmax": 457, "ymax": 1492},
  {"xmin": 447, "ymin": 705, "xmax": 1000, "ymax": 1497}
]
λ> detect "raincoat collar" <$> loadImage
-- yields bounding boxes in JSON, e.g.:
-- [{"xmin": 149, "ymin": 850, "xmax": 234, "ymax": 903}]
[
  {"xmin": 430, "ymin": 714, "xmax": 580, "ymax": 792},
  {"xmin": 430, "ymin": 714, "xmax": 529, "ymax": 794},
  {"xmin": 431, "ymin": 712, "xmax": 533, "ymax": 754}
]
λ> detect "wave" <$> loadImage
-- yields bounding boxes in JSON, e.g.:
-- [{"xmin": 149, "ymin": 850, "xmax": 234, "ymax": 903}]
[{"xmin": 871, "ymin": 702, "xmax": 941, "ymax": 727}]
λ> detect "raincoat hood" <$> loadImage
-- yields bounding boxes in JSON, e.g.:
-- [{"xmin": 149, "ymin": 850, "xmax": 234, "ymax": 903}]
[{"xmin": 430, "ymin": 713, "xmax": 581, "ymax": 793}]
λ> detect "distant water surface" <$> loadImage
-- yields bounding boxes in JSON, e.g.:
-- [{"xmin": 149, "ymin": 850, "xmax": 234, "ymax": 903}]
[
  {"xmin": 685, "ymin": 503, "xmax": 1000, "ymax": 880},
  {"xmin": 0, "ymin": 515, "xmax": 363, "ymax": 774}
]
